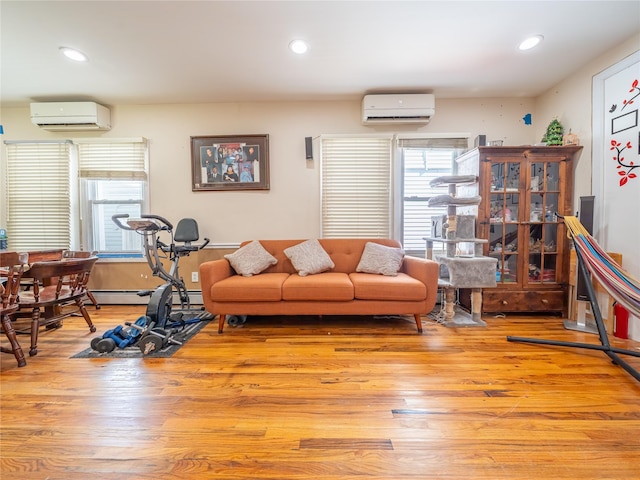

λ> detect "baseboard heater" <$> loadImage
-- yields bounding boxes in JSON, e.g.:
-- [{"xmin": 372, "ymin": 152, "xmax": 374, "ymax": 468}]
[{"xmin": 91, "ymin": 290, "xmax": 204, "ymax": 306}]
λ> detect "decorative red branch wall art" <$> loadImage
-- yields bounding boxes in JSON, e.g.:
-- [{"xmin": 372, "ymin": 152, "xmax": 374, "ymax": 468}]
[
  {"xmin": 611, "ymin": 139, "xmax": 637, "ymax": 186},
  {"xmin": 609, "ymin": 78, "xmax": 639, "ymax": 187}
]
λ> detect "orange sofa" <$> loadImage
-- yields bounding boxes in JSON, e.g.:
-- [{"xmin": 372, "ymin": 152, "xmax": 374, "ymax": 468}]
[{"xmin": 199, "ymin": 239, "xmax": 439, "ymax": 334}]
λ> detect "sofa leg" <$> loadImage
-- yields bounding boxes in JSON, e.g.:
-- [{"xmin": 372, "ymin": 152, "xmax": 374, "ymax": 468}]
[
  {"xmin": 218, "ymin": 315, "xmax": 225, "ymax": 334},
  {"xmin": 414, "ymin": 314, "xmax": 423, "ymax": 334}
]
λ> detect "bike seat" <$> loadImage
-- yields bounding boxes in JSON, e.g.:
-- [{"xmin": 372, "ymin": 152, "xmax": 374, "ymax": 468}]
[{"xmin": 174, "ymin": 218, "xmax": 199, "ymax": 243}]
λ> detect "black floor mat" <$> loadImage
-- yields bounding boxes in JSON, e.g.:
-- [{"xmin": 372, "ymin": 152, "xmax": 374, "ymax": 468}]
[{"xmin": 71, "ymin": 314, "xmax": 213, "ymax": 359}]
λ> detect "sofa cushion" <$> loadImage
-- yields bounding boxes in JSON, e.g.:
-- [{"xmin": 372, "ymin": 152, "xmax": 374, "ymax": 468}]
[
  {"xmin": 282, "ymin": 272, "xmax": 353, "ymax": 301},
  {"xmin": 224, "ymin": 240, "xmax": 277, "ymax": 277},
  {"xmin": 212, "ymin": 273, "xmax": 289, "ymax": 302},
  {"xmin": 349, "ymin": 272, "xmax": 426, "ymax": 301},
  {"xmin": 356, "ymin": 241, "xmax": 404, "ymax": 276},
  {"xmin": 283, "ymin": 239, "xmax": 335, "ymax": 276}
]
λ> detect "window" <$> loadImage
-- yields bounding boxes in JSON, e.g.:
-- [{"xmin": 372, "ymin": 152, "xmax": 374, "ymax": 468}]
[
  {"xmin": 320, "ymin": 136, "xmax": 392, "ymax": 237},
  {"xmin": 81, "ymin": 179, "xmax": 145, "ymax": 253},
  {"xmin": 4, "ymin": 141, "xmax": 73, "ymax": 250},
  {"xmin": 77, "ymin": 138, "xmax": 149, "ymax": 255},
  {"xmin": 399, "ymin": 137, "xmax": 467, "ymax": 255},
  {"xmin": 319, "ymin": 134, "xmax": 467, "ymax": 255},
  {"xmin": 2, "ymin": 138, "xmax": 148, "ymax": 255}
]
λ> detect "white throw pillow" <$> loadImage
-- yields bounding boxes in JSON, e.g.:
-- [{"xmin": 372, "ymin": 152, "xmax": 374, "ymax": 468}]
[
  {"xmin": 224, "ymin": 240, "xmax": 277, "ymax": 277},
  {"xmin": 283, "ymin": 239, "xmax": 335, "ymax": 276},
  {"xmin": 356, "ymin": 242, "xmax": 404, "ymax": 276}
]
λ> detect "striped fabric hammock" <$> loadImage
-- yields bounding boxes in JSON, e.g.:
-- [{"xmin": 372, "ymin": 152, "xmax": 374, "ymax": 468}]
[
  {"xmin": 564, "ymin": 216, "xmax": 640, "ymax": 318},
  {"xmin": 508, "ymin": 216, "xmax": 640, "ymax": 383}
]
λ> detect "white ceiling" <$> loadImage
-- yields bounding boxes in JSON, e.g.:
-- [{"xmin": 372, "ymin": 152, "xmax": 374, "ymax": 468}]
[{"xmin": 1, "ymin": 1, "xmax": 639, "ymax": 107}]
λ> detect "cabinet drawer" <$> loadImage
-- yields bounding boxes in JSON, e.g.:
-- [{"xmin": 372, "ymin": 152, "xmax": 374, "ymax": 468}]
[{"xmin": 482, "ymin": 289, "xmax": 566, "ymax": 313}]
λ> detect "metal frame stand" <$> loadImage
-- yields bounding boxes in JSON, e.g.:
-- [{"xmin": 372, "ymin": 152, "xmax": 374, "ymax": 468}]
[{"xmin": 507, "ymin": 239, "xmax": 640, "ymax": 383}]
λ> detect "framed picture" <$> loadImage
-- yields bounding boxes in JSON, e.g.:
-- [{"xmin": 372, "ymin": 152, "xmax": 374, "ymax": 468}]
[{"xmin": 191, "ymin": 134, "xmax": 269, "ymax": 191}]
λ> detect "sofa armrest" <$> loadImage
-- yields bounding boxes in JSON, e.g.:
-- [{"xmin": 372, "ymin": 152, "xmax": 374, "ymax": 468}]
[
  {"xmin": 402, "ymin": 255, "xmax": 440, "ymax": 308},
  {"xmin": 199, "ymin": 259, "xmax": 234, "ymax": 309}
]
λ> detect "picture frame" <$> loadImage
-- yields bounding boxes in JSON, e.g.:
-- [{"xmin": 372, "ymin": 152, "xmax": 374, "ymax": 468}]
[{"xmin": 191, "ymin": 134, "xmax": 269, "ymax": 191}]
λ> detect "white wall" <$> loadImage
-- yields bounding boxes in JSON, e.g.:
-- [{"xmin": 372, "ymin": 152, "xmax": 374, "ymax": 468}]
[{"xmin": 1, "ymin": 97, "xmax": 536, "ymax": 244}]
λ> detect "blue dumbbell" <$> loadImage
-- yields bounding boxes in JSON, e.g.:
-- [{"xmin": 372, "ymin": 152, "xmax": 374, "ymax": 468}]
[
  {"xmin": 91, "ymin": 325, "xmax": 132, "ymax": 352},
  {"xmin": 103, "ymin": 325, "xmax": 132, "ymax": 349}
]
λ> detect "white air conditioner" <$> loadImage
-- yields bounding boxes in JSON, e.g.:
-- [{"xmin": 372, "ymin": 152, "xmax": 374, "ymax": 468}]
[
  {"xmin": 362, "ymin": 93, "xmax": 435, "ymax": 124},
  {"xmin": 30, "ymin": 102, "xmax": 111, "ymax": 131}
]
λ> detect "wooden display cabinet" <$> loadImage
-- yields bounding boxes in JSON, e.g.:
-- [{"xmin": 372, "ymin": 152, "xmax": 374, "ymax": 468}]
[{"xmin": 455, "ymin": 146, "xmax": 583, "ymax": 315}]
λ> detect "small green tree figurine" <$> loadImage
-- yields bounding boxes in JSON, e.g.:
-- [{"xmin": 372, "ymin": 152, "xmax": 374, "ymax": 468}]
[{"xmin": 542, "ymin": 118, "xmax": 564, "ymax": 146}]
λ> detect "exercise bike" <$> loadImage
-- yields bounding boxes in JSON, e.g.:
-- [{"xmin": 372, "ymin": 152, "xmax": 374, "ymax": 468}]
[{"xmin": 112, "ymin": 214, "xmax": 210, "ymax": 329}]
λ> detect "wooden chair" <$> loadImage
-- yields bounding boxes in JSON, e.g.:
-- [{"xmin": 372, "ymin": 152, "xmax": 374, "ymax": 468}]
[
  {"xmin": 17, "ymin": 249, "xmax": 65, "ymax": 291},
  {"xmin": 23, "ymin": 249, "xmax": 65, "ymax": 263},
  {"xmin": 1, "ymin": 252, "xmax": 29, "ymax": 367},
  {"xmin": 63, "ymin": 250, "xmax": 101, "ymax": 309},
  {"xmin": 17, "ymin": 256, "xmax": 99, "ymax": 357}
]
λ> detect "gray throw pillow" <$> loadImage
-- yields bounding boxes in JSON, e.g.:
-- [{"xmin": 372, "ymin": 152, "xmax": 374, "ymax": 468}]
[
  {"xmin": 224, "ymin": 240, "xmax": 277, "ymax": 277},
  {"xmin": 356, "ymin": 242, "xmax": 404, "ymax": 276},
  {"xmin": 283, "ymin": 239, "xmax": 335, "ymax": 276}
]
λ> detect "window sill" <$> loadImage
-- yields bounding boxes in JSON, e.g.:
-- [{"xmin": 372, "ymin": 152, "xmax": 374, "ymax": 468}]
[{"xmin": 96, "ymin": 253, "xmax": 145, "ymax": 263}]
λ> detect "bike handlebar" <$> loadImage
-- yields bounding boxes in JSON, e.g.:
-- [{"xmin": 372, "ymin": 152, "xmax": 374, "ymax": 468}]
[{"xmin": 112, "ymin": 214, "xmax": 134, "ymax": 231}]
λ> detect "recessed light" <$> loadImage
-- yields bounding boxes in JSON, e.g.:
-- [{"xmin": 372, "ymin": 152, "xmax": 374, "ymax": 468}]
[
  {"xmin": 518, "ymin": 35, "xmax": 544, "ymax": 51},
  {"xmin": 289, "ymin": 39, "xmax": 309, "ymax": 55},
  {"xmin": 60, "ymin": 47, "xmax": 88, "ymax": 62}
]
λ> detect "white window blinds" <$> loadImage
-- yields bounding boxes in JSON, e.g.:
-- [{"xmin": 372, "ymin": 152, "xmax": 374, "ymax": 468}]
[
  {"xmin": 77, "ymin": 138, "xmax": 148, "ymax": 180},
  {"xmin": 321, "ymin": 136, "xmax": 392, "ymax": 238},
  {"xmin": 4, "ymin": 141, "xmax": 72, "ymax": 250}
]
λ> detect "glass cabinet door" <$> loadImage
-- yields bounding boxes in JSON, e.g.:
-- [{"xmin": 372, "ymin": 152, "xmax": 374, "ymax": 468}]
[
  {"xmin": 527, "ymin": 161, "xmax": 561, "ymax": 286},
  {"xmin": 488, "ymin": 161, "xmax": 520, "ymax": 284}
]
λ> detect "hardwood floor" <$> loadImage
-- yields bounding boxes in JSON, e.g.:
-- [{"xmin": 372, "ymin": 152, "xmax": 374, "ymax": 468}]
[{"xmin": 1, "ymin": 305, "xmax": 639, "ymax": 479}]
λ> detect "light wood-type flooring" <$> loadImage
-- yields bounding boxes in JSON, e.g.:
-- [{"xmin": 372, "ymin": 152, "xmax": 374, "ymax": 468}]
[{"xmin": 1, "ymin": 305, "xmax": 639, "ymax": 479}]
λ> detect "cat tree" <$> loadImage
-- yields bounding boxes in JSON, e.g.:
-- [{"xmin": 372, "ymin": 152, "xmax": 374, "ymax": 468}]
[{"xmin": 424, "ymin": 175, "xmax": 497, "ymax": 326}]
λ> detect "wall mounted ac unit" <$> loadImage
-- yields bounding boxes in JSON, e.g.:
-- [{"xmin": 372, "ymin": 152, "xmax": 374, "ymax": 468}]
[
  {"xmin": 30, "ymin": 101, "xmax": 111, "ymax": 131},
  {"xmin": 362, "ymin": 93, "xmax": 435, "ymax": 124}
]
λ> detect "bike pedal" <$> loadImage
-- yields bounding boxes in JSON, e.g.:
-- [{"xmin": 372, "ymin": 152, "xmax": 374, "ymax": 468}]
[{"xmin": 137, "ymin": 289, "xmax": 152, "ymax": 297}]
